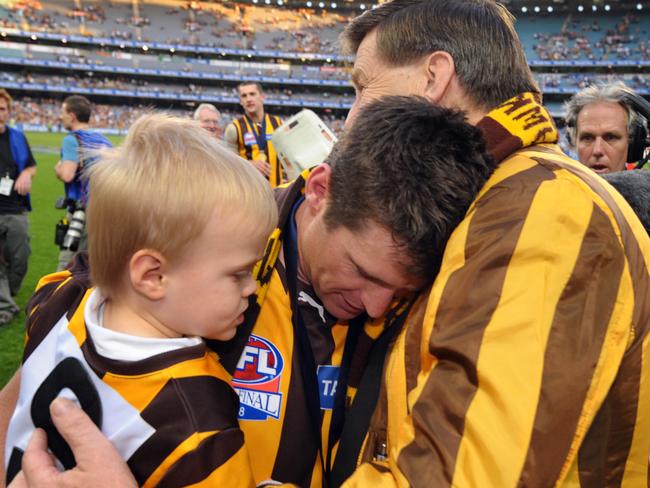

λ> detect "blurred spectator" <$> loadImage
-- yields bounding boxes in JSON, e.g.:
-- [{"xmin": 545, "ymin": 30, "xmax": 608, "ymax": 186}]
[{"xmin": 193, "ymin": 102, "xmax": 222, "ymax": 138}]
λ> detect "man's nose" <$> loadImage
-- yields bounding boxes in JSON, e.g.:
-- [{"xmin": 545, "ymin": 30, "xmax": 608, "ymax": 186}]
[
  {"xmin": 592, "ymin": 137, "xmax": 605, "ymax": 157},
  {"xmin": 360, "ymin": 285, "xmax": 395, "ymax": 319}
]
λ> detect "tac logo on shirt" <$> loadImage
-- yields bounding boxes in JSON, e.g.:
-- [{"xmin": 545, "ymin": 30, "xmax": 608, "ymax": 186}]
[
  {"xmin": 317, "ymin": 365, "xmax": 340, "ymax": 411},
  {"xmin": 232, "ymin": 335, "xmax": 284, "ymax": 421}
]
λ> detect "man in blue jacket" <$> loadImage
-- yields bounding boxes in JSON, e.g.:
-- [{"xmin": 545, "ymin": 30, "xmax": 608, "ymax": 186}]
[
  {"xmin": 54, "ymin": 95, "xmax": 111, "ymax": 271},
  {"xmin": 0, "ymin": 90, "xmax": 36, "ymax": 326}
]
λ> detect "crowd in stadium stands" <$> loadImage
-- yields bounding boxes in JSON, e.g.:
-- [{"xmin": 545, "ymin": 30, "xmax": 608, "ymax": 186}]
[
  {"xmin": 2, "ymin": 1, "xmax": 649, "ymax": 61},
  {"xmin": 6, "ymin": 95, "xmax": 347, "ymax": 135},
  {"xmin": 0, "ymin": 0, "xmax": 644, "ymax": 138},
  {"xmin": 239, "ymin": 6, "xmax": 349, "ymax": 54},
  {"xmin": 0, "ymin": 71, "xmax": 356, "ymax": 104},
  {"xmin": 536, "ymin": 72, "xmax": 650, "ymax": 91},
  {"xmin": 3, "ymin": 69, "xmax": 649, "ymax": 105},
  {"xmin": 8, "ymin": 96, "xmax": 160, "ymax": 129},
  {"xmin": 532, "ymin": 13, "xmax": 650, "ymax": 61},
  {"xmin": 38, "ymin": 51, "xmax": 351, "ymax": 82},
  {"xmin": 0, "ymin": 0, "xmax": 348, "ymax": 54}
]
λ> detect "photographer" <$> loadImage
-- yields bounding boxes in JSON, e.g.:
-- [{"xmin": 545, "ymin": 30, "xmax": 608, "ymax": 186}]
[
  {"xmin": 0, "ymin": 89, "xmax": 36, "ymax": 326},
  {"xmin": 54, "ymin": 96, "xmax": 111, "ymax": 271}
]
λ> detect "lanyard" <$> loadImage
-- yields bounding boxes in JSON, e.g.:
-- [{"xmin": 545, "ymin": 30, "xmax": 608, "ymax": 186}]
[
  {"xmin": 325, "ymin": 314, "xmax": 363, "ymax": 483},
  {"xmin": 244, "ymin": 113, "xmax": 268, "ymax": 153},
  {"xmin": 285, "ymin": 198, "xmax": 367, "ymax": 487},
  {"xmin": 284, "ymin": 197, "xmax": 326, "ymax": 479}
]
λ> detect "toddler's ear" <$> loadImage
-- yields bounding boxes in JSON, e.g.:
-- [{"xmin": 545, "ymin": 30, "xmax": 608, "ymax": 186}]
[{"xmin": 129, "ymin": 250, "xmax": 167, "ymax": 300}]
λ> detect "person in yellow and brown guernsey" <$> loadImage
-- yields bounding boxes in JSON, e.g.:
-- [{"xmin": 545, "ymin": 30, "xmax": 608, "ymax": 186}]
[
  {"xmin": 330, "ymin": 1, "xmax": 650, "ymax": 486},
  {"xmin": 224, "ymin": 82, "xmax": 284, "ymax": 187},
  {"xmin": 4, "ymin": 114, "xmax": 277, "ymax": 487}
]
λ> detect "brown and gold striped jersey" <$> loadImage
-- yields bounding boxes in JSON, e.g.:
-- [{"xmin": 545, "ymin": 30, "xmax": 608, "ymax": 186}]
[
  {"xmin": 342, "ymin": 93, "xmax": 650, "ymax": 487},
  {"xmin": 233, "ymin": 113, "xmax": 284, "ymax": 187},
  {"xmin": 5, "ymin": 256, "xmax": 255, "ymax": 488}
]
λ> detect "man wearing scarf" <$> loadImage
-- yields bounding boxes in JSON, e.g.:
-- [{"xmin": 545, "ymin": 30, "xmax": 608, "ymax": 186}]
[{"xmin": 332, "ymin": 1, "xmax": 650, "ymax": 487}]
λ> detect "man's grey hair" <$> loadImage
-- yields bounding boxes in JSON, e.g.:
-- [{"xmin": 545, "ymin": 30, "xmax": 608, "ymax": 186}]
[
  {"xmin": 564, "ymin": 82, "xmax": 645, "ymax": 147},
  {"xmin": 193, "ymin": 103, "xmax": 221, "ymax": 120}
]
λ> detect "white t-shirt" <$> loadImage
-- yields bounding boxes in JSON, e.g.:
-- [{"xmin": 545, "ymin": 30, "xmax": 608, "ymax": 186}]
[{"xmin": 84, "ymin": 288, "xmax": 202, "ymax": 362}]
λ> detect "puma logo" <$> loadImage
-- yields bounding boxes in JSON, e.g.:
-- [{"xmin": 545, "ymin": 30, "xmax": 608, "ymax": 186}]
[{"xmin": 298, "ymin": 291, "xmax": 325, "ymax": 323}]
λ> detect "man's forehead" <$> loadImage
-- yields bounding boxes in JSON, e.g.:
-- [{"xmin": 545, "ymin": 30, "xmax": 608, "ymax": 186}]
[
  {"xmin": 240, "ymin": 85, "xmax": 260, "ymax": 95},
  {"xmin": 199, "ymin": 109, "xmax": 218, "ymax": 120},
  {"xmin": 577, "ymin": 120, "xmax": 627, "ymax": 136},
  {"xmin": 341, "ymin": 222, "xmax": 421, "ymax": 289},
  {"xmin": 578, "ymin": 102, "xmax": 628, "ymax": 125},
  {"xmin": 353, "ymin": 30, "xmax": 380, "ymax": 70},
  {"xmin": 356, "ymin": 28, "xmax": 379, "ymax": 59}
]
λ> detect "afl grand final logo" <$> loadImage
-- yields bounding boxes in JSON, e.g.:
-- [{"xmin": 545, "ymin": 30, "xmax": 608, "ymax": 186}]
[{"xmin": 232, "ymin": 335, "xmax": 284, "ymax": 421}]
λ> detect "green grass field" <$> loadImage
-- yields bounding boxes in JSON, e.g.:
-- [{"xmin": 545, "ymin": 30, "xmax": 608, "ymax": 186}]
[{"xmin": 0, "ymin": 131, "xmax": 123, "ymax": 388}]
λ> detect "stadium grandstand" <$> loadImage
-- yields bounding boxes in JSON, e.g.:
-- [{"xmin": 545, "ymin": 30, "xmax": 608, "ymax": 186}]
[{"xmin": 0, "ymin": 0, "xmax": 648, "ymax": 133}]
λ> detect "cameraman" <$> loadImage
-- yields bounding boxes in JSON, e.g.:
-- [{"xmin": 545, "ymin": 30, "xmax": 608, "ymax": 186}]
[
  {"xmin": 565, "ymin": 84, "xmax": 650, "ymax": 234},
  {"xmin": 0, "ymin": 90, "xmax": 36, "ymax": 326},
  {"xmin": 54, "ymin": 96, "xmax": 111, "ymax": 271}
]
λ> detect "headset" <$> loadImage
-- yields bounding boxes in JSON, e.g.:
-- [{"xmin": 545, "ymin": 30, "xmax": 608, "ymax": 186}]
[
  {"xmin": 622, "ymin": 90, "xmax": 650, "ymax": 168},
  {"xmin": 565, "ymin": 88, "xmax": 650, "ymax": 168}
]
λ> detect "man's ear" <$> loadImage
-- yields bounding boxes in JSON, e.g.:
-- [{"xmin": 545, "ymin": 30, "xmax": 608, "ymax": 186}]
[
  {"xmin": 129, "ymin": 250, "xmax": 167, "ymax": 301},
  {"xmin": 303, "ymin": 164, "xmax": 331, "ymax": 215},
  {"xmin": 422, "ymin": 51, "xmax": 456, "ymax": 105}
]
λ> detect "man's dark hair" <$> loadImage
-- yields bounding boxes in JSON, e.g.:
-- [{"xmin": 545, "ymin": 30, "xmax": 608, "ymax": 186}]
[
  {"xmin": 63, "ymin": 95, "xmax": 92, "ymax": 123},
  {"xmin": 341, "ymin": 0, "xmax": 538, "ymax": 112},
  {"xmin": 237, "ymin": 81, "xmax": 264, "ymax": 94},
  {"xmin": 325, "ymin": 96, "xmax": 496, "ymax": 281}
]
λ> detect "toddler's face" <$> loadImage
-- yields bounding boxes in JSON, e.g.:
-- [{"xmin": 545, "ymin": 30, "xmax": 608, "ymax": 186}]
[{"xmin": 160, "ymin": 210, "xmax": 266, "ymax": 341}]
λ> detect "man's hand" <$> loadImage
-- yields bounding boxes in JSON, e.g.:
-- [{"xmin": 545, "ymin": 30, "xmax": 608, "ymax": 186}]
[
  {"xmin": 13, "ymin": 171, "xmax": 32, "ymax": 196},
  {"xmin": 251, "ymin": 159, "xmax": 271, "ymax": 177},
  {"xmin": 0, "ymin": 369, "xmax": 22, "ymax": 483},
  {"xmin": 8, "ymin": 398, "xmax": 136, "ymax": 488}
]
